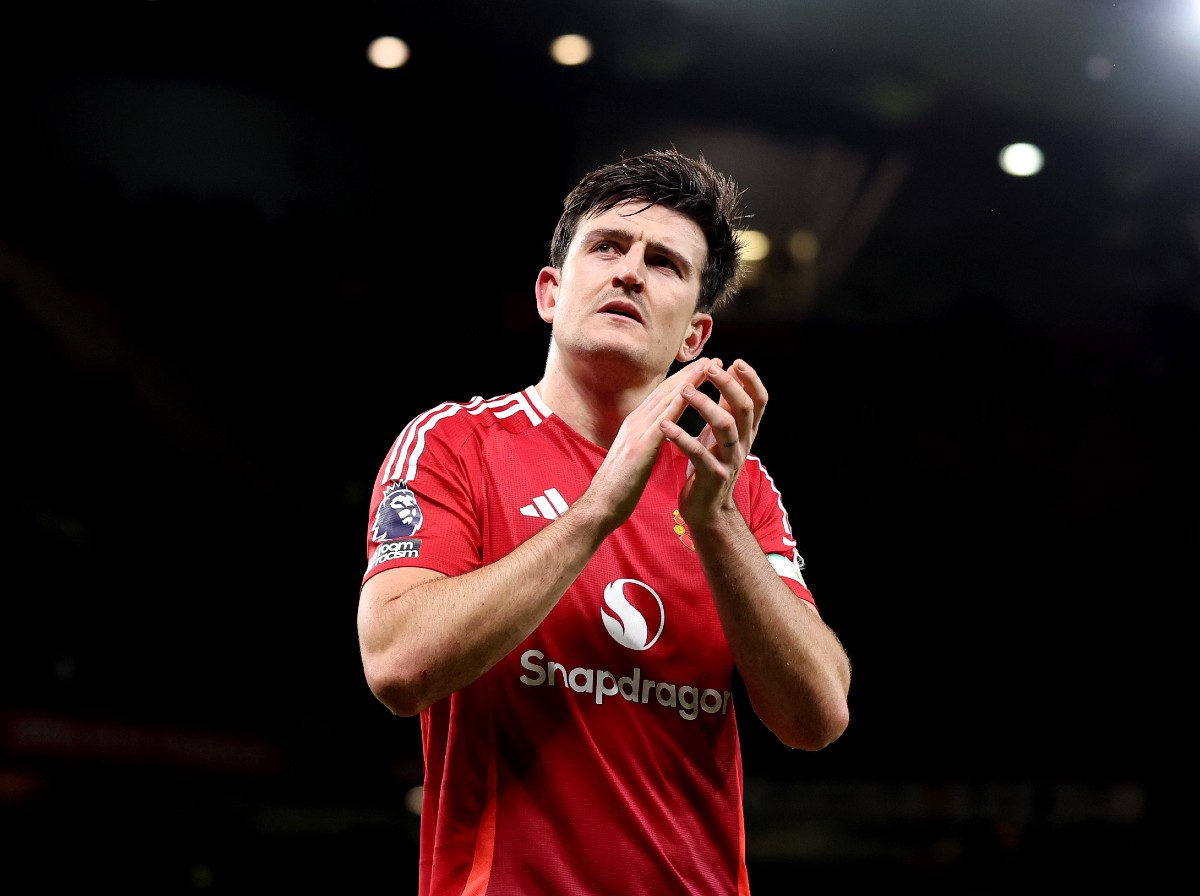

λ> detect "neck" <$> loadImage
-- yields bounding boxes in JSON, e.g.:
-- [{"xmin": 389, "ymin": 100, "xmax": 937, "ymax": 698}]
[{"xmin": 536, "ymin": 345, "xmax": 666, "ymax": 449}]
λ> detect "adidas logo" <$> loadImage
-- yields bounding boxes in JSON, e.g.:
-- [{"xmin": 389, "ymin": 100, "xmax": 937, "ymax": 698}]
[{"xmin": 520, "ymin": 487, "xmax": 569, "ymax": 520}]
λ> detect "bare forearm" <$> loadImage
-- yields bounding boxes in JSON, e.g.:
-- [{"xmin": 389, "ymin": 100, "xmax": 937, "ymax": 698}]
[
  {"xmin": 691, "ymin": 511, "xmax": 851, "ymax": 750},
  {"xmin": 359, "ymin": 493, "xmax": 614, "ymax": 716}
]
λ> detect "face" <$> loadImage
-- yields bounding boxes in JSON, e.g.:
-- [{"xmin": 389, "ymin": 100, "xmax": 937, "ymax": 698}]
[{"xmin": 536, "ymin": 200, "xmax": 713, "ymax": 378}]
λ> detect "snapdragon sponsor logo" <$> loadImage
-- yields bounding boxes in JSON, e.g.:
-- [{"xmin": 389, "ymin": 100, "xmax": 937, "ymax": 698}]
[
  {"xmin": 519, "ymin": 650, "xmax": 731, "ymax": 721},
  {"xmin": 518, "ymin": 576, "xmax": 730, "ymax": 721},
  {"xmin": 601, "ymin": 578, "xmax": 663, "ymax": 650}
]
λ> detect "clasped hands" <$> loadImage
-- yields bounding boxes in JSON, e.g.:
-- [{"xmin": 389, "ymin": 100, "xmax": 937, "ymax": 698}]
[
  {"xmin": 596, "ymin": 356, "xmax": 767, "ymax": 529},
  {"xmin": 658, "ymin": 356, "xmax": 766, "ymax": 514}
]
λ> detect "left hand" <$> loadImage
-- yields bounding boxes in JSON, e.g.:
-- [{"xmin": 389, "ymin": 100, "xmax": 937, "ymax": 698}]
[{"xmin": 660, "ymin": 358, "xmax": 768, "ymax": 525}]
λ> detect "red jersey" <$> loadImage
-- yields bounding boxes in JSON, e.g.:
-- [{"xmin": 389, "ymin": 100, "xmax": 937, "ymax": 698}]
[{"xmin": 362, "ymin": 385, "xmax": 815, "ymax": 896}]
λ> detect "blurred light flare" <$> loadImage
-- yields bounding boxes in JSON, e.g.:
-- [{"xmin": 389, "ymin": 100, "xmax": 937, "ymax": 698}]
[
  {"xmin": 406, "ymin": 785, "xmax": 423, "ymax": 815},
  {"xmin": 739, "ymin": 229, "xmax": 770, "ymax": 262},
  {"xmin": 787, "ymin": 229, "xmax": 821, "ymax": 264},
  {"xmin": 368, "ymin": 36, "xmax": 410, "ymax": 69},
  {"xmin": 998, "ymin": 142, "xmax": 1044, "ymax": 177},
  {"xmin": 550, "ymin": 34, "xmax": 593, "ymax": 66}
]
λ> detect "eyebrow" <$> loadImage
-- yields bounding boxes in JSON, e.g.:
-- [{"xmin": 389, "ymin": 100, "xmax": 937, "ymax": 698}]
[{"xmin": 581, "ymin": 226, "xmax": 697, "ymax": 276}]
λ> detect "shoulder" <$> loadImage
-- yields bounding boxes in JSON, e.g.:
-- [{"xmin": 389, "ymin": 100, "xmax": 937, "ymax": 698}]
[
  {"xmin": 383, "ymin": 386, "xmax": 551, "ymax": 479},
  {"xmin": 408, "ymin": 386, "xmax": 551, "ymax": 439}
]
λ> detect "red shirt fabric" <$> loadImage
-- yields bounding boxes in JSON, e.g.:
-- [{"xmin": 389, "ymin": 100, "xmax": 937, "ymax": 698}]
[{"xmin": 362, "ymin": 386, "xmax": 815, "ymax": 896}]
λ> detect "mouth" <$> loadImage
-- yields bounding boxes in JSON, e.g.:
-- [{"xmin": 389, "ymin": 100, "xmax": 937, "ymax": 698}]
[{"xmin": 597, "ymin": 299, "xmax": 644, "ymax": 325}]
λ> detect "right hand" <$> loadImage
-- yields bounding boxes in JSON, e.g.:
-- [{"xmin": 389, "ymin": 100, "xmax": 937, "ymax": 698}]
[{"xmin": 585, "ymin": 357, "xmax": 715, "ymax": 529}]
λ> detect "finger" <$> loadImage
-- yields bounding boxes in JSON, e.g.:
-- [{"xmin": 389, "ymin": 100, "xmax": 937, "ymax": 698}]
[
  {"xmin": 634, "ymin": 358, "xmax": 708, "ymax": 429},
  {"xmin": 727, "ymin": 359, "xmax": 768, "ymax": 431},
  {"xmin": 706, "ymin": 359, "xmax": 765, "ymax": 447},
  {"xmin": 661, "ymin": 357, "xmax": 712, "ymax": 393},
  {"xmin": 681, "ymin": 383, "xmax": 739, "ymax": 455},
  {"xmin": 698, "ymin": 367, "xmax": 752, "ymax": 449},
  {"xmin": 660, "ymin": 417, "xmax": 722, "ymax": 477},
  {"xmin": 642, "ymin": 358, "xmax": 721, "ymax": 435}
]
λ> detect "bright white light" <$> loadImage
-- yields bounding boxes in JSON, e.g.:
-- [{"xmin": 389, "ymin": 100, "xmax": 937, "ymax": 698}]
[
  {"xmin": 739, "ymin": 229, "xmax": 771, "ymax": 262},
  {"xmin": 998, "ymin": 142, "xmax": 1044, "ymax": 177},
  {"xmin": 405, "ymin": 785, "xmax": 423, "ymax": 815},
  {"xmin": 368, "ymin": 36, "xmax": 410, "ymax": 70},
  {"xmin": 550, "ymin": 34, "xmax": 593, "ymax": 66}
]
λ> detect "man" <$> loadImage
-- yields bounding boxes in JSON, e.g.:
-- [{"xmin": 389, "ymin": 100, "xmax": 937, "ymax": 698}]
[{"xmin": 358, "ymin": 148, "xmax": 851, "ymax": 895}]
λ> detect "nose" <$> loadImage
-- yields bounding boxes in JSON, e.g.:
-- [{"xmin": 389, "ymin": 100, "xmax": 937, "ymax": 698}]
[
  {"xmin": 613, "ymin": 246, "xmax": 646, "ymax": 292},
  {"xmin": 614, "ymin": 268, "xmax": 644, "ymax": 292}
]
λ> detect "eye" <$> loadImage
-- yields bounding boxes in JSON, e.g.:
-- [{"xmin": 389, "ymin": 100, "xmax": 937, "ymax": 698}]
[{"xmin": 594, "ymin": 240, "xmax": 619, "ymax": 255}]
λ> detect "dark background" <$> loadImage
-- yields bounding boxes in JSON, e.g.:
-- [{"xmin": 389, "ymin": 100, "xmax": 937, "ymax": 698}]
[{"xmin": 2, "ymin": 1, "xmax": 1194, "ymax": 892}]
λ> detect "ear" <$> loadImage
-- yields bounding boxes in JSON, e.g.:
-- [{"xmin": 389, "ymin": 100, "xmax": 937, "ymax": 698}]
[
  {"xmin": 535, "ymin": 267, "xmax": 560, "ymax": 323},
  {"xmin": 677, "ymin": 312, "xmax": 714, "ymax": 362}
]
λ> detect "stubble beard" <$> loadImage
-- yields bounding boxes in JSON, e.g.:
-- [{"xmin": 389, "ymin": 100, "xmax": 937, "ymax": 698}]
[{"xmin": 563, "ymin": 324, "xmax": 669, "ymax": 389}]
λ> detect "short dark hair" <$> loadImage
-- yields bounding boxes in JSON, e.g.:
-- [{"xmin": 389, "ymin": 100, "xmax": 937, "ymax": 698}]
[{"xmin": 549, "ymin": 148, "xmax": 747, "ymax": 314}]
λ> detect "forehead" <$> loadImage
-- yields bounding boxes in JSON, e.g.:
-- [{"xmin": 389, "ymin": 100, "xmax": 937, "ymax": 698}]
[{"xmin": 575, "ymin": 200, "xmax": 708, "ymax": 263}]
